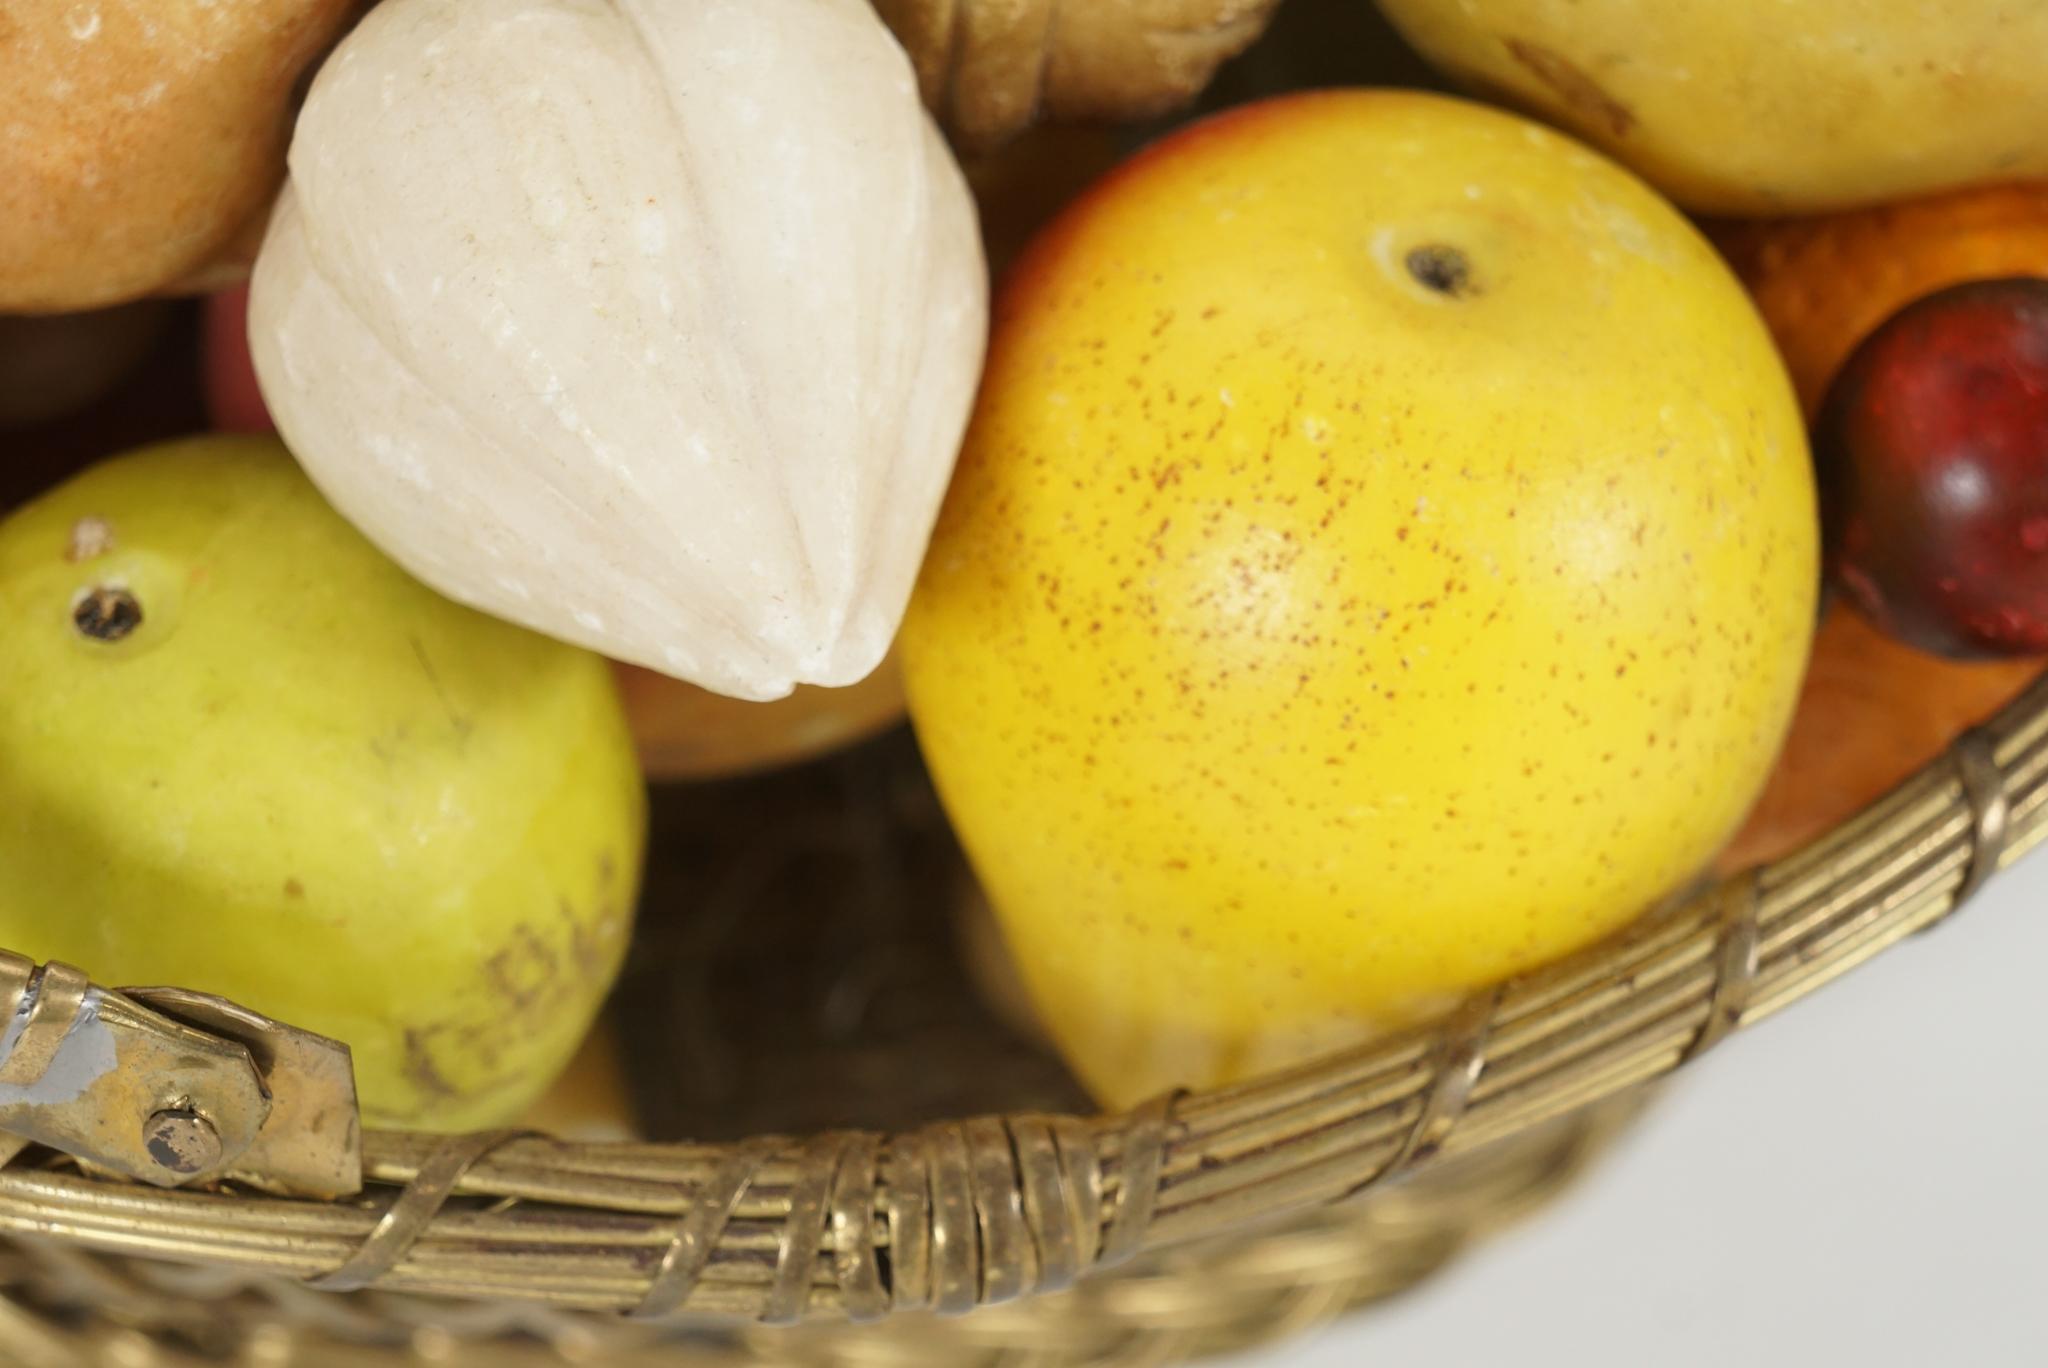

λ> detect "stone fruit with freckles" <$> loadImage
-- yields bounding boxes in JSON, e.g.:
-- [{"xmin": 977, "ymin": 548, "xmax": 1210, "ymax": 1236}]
[{"xmin": 902, "ymin": 92, "xmax": 1817, "ymax": 1107}]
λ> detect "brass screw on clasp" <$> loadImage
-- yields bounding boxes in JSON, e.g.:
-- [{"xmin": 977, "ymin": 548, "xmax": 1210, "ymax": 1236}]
[{"xmin": 143, "ymin": 1107, "xmax": 223, "ymax": 1176}]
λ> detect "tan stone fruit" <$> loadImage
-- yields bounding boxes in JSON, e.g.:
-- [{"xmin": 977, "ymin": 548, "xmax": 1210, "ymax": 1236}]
[
  {"xmin": 0, "ymin": 0, "xmax": 360, "ymax": 312},
  {"xmin": 873, "ymin": 0, "xmax": 1284, "ymax": 151},
  {"xmin": 1374, "ymin": 0, "xmax": 2048, "ymax": 215}
]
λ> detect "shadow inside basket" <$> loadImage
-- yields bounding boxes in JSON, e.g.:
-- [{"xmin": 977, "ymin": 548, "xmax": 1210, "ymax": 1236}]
[{"xmin": 613, "ymin": 726, "xmax": 1093, "ymax": 1141}]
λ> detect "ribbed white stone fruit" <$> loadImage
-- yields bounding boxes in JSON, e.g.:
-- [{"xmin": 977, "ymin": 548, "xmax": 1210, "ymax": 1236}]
[{"xmin": 250, "ymin": 0, "xmax": 987, "ymax": 699}]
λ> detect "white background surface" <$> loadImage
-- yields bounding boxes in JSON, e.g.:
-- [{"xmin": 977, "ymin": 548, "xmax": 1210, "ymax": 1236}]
[{"xmin": 1226, "ymin": 849, "xmax": 2048, "ymax": 1368}]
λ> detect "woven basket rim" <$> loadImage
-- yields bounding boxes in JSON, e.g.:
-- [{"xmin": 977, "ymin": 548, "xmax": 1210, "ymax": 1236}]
[{"xmin": 1, "ymin": 672, "xmax": 2042, "ymax": 1326}]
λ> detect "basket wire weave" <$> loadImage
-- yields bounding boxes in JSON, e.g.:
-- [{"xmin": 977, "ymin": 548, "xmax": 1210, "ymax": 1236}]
[
  {"xmin": 0, "ymin": 667, "xmax": 2042, "ymax": 1363},
  {"xmin": 0, "ymin": 1096, "xmax": 1641, "ymax": 1366},
  {"xmin": 12, "ymin": 3, "xmax": 2032, "ymax": 1361}
]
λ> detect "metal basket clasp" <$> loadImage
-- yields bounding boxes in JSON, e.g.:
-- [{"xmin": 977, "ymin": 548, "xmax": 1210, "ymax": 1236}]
[{"xmin": 0, "ymin": 952, "xmax": 362, "ymax": 1198}]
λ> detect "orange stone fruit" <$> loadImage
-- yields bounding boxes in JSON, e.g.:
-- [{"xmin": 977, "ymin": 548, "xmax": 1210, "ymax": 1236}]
[
  {"xmin": 517, "ymin": 1021, "xmax": 639, "ymax": 1143},
  {"xmin": 1, "ymin": 0, "xmax": 360, "ymax": 312},
  {"xmin": 1720, "ymin": 182, "xmax": 2048, "ymax": 420},
  {"xmin": 616, "ymin": 651, "xmax": 908, "ymax": 782},
  {"xmin": 1717, "ymin": 605, "xmax": 2041, "ymax": 874}
]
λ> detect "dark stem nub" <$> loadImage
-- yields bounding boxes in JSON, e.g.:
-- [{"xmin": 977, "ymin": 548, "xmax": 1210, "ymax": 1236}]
[
  {"xmin": 1406, "ymin": 244, "xmax": 1474, "ymax": 297},
  {"xmin": 73, "ymin": 586, "xmax": 142, "ymax": 642}
]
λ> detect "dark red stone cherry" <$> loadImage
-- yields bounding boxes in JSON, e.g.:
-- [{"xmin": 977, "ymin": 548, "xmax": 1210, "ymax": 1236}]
[{"xmin": 1817, "ymin": 276, "xmax": 2048, "ymax": 658}]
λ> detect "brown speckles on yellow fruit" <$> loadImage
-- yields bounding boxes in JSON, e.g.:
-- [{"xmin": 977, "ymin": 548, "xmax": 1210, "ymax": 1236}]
[{"xmin": 901, "ymin": 92, "xmax": 1817, "ymax": 1108}]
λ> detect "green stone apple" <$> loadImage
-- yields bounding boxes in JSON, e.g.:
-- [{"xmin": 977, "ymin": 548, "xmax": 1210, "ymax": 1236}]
[{"xmin": 0, "ymin": 436, "xmax": 646, "ymax": 1131}]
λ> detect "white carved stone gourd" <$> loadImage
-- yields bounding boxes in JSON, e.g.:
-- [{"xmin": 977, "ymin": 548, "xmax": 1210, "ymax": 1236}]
[{"xmin": 249, "ymin": 0, "xmax": 987, "ymax": 699}]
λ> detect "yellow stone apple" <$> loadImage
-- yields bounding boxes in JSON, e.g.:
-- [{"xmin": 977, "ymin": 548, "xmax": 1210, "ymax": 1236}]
[
  {"xmin": 0, "ymin": 437, "xmax": 646, "ymax": 1130},
  {"xmin": 1373, "ymin": 0, "xmax": 2048, "ymax": 215},
  {"xmin": 902, "ymin": 91, "xmax": 1817, "ymax": 1107}
]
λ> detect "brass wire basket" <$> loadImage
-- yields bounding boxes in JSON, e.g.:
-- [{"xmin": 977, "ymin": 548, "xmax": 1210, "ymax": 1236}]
[
  {"xmin": 0, "ymin": 667, "xmax": 2041, "ymax": 1365},
  {"xmin": 7, "ymin": 3, "xmax": 2046, "ymax": 1365}
]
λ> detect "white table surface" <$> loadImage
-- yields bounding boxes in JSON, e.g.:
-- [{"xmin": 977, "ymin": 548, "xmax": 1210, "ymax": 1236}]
[{"xmin": 1225, "ymin": 843, "xmax": 2048, "ymax": 1368}]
